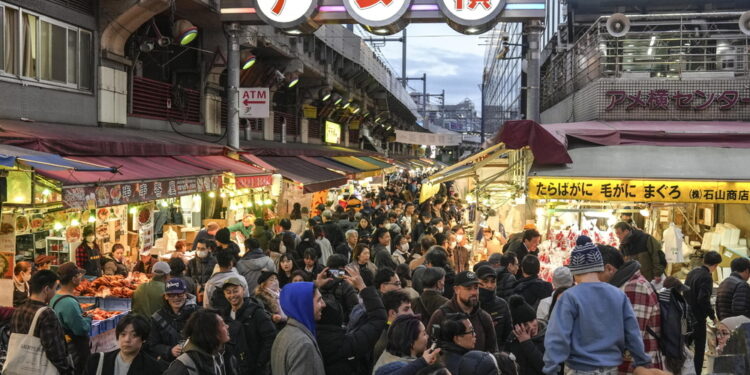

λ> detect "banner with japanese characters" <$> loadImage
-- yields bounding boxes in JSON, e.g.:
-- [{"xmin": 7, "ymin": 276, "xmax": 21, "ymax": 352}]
[
  {"xmin": 62, "ymin": 175, "xmax": 220, "ymax": 210},
  {"xmin": 529, "ymin": 177, "xmax": 750, "ymax": 204}
]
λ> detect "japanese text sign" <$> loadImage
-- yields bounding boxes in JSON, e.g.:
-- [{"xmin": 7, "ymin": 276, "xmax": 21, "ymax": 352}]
[
  {"xmin": 439, "ymin": 0, "xmax": 506, "ymax": 26},
  {"xmin": 255, "ymin": 0, "xmax": 317, "ymax": 28},
  {"xmin": 343, "ymin": 0, "xmax": 410, "ymax": 27},
  {"xmin": 324, "ymin": 121, "xmax": 342, "ymax": 144},
  {"xmin": 605, "ymin": 89, "xmax": 750, "ymax": 112},
  {"xmin": 62, "ymin": 175, "xmax": 220, "ymax": 209},
  {"xmin": 239, "ymin": 88, "xmax": 270, "ymax": 119},
  {"xmin": 529, "ymin": 177, "xmax": 750, "ymax": 204}
]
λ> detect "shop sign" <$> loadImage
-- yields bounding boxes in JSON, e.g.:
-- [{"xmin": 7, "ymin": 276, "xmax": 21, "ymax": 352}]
[
  {"xmin": 343, "ymin": 0, "xmax": 411, "ymax": 27},
  {"xmin": 605, "ymin": 89, "xmax": 750, "ymax": 111},
  {"xmin": 438, "ymin": 0, "xmax": 506, "ymax": 28},
  {"xmin": 237, "ymin": 174, "xmax": 274, "ymax": 189},
  {"xmin": 254, "ymin": 0, "xmax": 318, "ymax": 29},
  {"xmin": 62, "ymin": 176, "xmax": 220, "ymax": 210},
  {"xmin": 303, "ymin": 104, "xmax": 318, "ymax": 119},
  {"xmin": 529, "ymin": 177, "xmax": 750, "ymax": 204},
  {"xmin": 325, "ymin": 121, "xmax": 342, "ymax": 144},
  {"xmin": 420, "ymin": 181, "xmax": 441, "ymax": 203},
  {"xmin": 239, "ymin": 88, "xmax": 270, "ymax": 119}
]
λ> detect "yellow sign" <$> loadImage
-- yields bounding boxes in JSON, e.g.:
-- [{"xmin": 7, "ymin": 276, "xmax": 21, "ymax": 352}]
[
  {"xmin": 420, "ymin": 181, "xmax": 441, "ymax": 203},
  {"xmin": 529, "ymin": 177, "xmax": 750, "ymax": 204},
  {"xmin": 303, "ymin": 104, "xmax": 317, "ymax": 119},
  {"xmin": 324, "ymin": 121, "xmax": 342, "ymax": 144},
  {"xmin": 349, "ymin": 120, "xmax": 360, "ymax": 130}
]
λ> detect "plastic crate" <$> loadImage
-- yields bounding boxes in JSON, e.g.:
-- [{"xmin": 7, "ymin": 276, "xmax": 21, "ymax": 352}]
[
  {"xmin": 97, "ymin": 297, "xmax": 131, "ymax": 311},
  {"xmin": 90, "ymin": 311, "xmax": 128, "ymax": 337}
]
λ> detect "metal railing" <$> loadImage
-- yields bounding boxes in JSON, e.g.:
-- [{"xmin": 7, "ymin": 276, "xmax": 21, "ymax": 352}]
[{"xmin": 541, "ymin": 12, "xmax": 750, "ymax": 111}]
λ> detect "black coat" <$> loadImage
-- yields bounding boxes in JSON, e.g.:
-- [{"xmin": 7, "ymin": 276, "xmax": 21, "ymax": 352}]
[
  {"xmin": 148, "ymin": 302, "xmax": 198, "ymax": 362},
  {"xmin": 222, "ymin": 297, "xmax": 277, "ymax": 375},
  {"xmin": 716, "ymin": 272, "xmax": 750, "ymax": 320},
  {"xmin": 85, "ymin": 349, "xmax": 166, "ymax": 375},
  {"xmin": 317, "ymin": 287, "xmax": 387, "ymax": 375},
  {"xmin": 372, "ymin": 244, "xmax": 397, "ymax": 271},
  {"xmin": 508, "ymin": 327, "xmax": 546, "ymax": 375},
  {"xmin": 478, "ymin": 287, "xmax": 512, "ymax": 351},
  {"xmin": 320, "ymin": 277, "xmax": 360, "ymax": 324},
  {"xmin": 440, "ymin": 342, "xmax": 469, "ymax": 375},
  {"xmin": 684, "ymin": 265, "xmax": 716, "ymax": 321},
  {"xmin": 187, "ymin": 255, "xmax": 217, "ymax": 286},
  {"xmin": 512, "ymin": 276, "xmax": 553, "ymax": 308},
  {"xmin": 335, "ymin": 243, "xmax": 355, "ymax": 262},
  {"xmin": 163, "ymin": 343, "xmax": 238, "ymax": 375},
  {"xmin": 496, "ymin": 267, "xmax": 517, "ymax": 300}
]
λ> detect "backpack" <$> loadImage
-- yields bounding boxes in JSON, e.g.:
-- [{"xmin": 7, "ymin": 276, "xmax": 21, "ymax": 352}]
[
  {"xmin": 175, "ymin": 352, "xmax": 199, "ymax": 375},
  {"xmin": 647, "ymin": 287, "xmax": 691, "ymax": 365},
  {"xmin": 210, "ymin": 287, "xmax": 231, "ymax": 312}
]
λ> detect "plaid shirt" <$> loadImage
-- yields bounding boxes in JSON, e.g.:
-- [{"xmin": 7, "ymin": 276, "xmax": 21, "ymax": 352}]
[
  {"xmin": 619, "ymin": 271, "xmax": 664, "ymax": 374},
  {"xmin": 10, "ymin": 300, "xmax": 74, "ymax": 375},
  {"xmin": 75, "ymin": 243, "xmax": 89, "ymax": 269}
]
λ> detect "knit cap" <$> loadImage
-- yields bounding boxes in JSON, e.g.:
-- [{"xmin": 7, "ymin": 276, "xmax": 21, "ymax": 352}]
[
  {"xmin": 552, "ymin": 266, "xmax": 573, "ymax": 288},
  {"xmin": 568, "ymin": 242, "xmax": 604, "ymax": 275},
  {"xmin": 575, "ymin": 235, "xmax": 592, "ymax": 246},
  {"xmin": 508, "ymin": 295, "xmax": 536, "ymax": 325},
  {"xmin": 215, "ymin": 228, "xmax": 231, "ymax": 244}
]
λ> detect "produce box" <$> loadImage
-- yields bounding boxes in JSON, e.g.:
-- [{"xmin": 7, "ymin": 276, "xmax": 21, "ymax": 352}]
[
  {"xmin": 98, "ymin": 297, "xmax": 131, "ymax": 311},
  {"xmin": 90, "ymin": 311, "xmax": 128, "ymax": 337}
]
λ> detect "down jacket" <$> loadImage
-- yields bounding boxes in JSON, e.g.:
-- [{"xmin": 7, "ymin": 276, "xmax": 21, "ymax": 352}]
[{"xmin": 716, "ymin": 272, "xmax": 750, "ymax": 320}]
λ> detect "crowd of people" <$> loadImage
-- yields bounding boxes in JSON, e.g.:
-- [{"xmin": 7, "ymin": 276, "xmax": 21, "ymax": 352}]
[{"xmin": 2, "ymin": 175, "xmax": 746, "ymax": 375}]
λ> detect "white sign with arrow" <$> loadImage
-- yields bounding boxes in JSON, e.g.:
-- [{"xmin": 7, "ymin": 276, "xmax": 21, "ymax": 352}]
[{"xmin": 239, "ymin": 87, "xmax": 270, "ymax": 119}]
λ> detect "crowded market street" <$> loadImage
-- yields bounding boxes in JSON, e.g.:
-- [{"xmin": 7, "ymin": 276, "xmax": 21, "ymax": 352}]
[{"xmin": 1, "ymin": 0, "xmax": 750, "ymax": 375}]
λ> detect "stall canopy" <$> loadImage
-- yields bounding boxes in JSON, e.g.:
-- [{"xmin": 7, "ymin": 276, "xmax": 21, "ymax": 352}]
[
  {"xmin": 358, "ymin": 156, "xmax": 395, "ymax": 171},
  {"xmin": 329, "ymin": 156, "xmax": 382, "ymax": 178},
  {"xmin": 0, "ymin": 145, "xmax": 117, "ymax": 172},
  {"xmin": 496, "ymin": 119, "xmax": 750, "ymax": 165},
  {"xmin": 37, "ymin": 156, "xmax": 221, "ymax": 209},
  {"xmin": 256, "ymin": 156, "xmax": 348, "ymax": 193},
  {"xmin": 298, "ymin": 156, "xmax": 361, "ymax": 179},
  {"xmin": 173, "ymin": 155, "xmax": 272, "ymax": 188},
  {"xmin": 428, "ymin": 142, "xmax": 511, "ymax": 184}
]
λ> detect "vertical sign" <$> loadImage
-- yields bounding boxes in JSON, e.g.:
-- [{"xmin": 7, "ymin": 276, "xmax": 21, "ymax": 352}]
[
  {"xmin": 324, "ymin": 121, "xmax": 342, "ymax": 144},
  {"xmin": 239, "ymin": 88, "xmax": 270, "ymax": 119}
]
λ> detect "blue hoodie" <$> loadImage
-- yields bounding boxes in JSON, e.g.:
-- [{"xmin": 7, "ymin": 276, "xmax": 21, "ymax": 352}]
[{"xmin": 280, "ymin": 282, "xmax": 317, "ymax": 336}]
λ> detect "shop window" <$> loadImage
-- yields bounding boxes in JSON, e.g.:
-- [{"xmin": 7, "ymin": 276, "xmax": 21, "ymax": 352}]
[
  {"xmin": 66, "ymin": 29, "xmax": 77, "ymax": 85},
  {"xmin": 21, "ymin": 12, "xmax": 37, "ymax": 78}
]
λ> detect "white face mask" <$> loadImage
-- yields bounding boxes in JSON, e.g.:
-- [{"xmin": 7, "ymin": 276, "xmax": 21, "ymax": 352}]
[
  {"xmin": 449, "ymin": 241, "xmax": 457, "ymax": 248},
  {"xmin": 456, "ymin": 234, "xmax": 464, "ymax": 242},
  {"xmin": 197, "ymin": 250, "xmax": 209, "ymax": 258},
  {"xmin": 22, "ymin": 273, "xmax": 31, "ymax": 282},
  {"xmin": 436, "ymin": 226, "xmax": 444, "ymax": 233},
  {"xmin": 401, "ymin": 243, "xmax": 409, "ymax": 252}
]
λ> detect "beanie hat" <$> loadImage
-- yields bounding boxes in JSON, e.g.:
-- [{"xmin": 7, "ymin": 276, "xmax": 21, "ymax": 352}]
[
  {"xmin": 575, "ymin": 235, "xmax": 592, "ymax": 246},
  {"xmin": 508, "ymin": 295, "xmax": 536, "ymax": 325},
  {"xmin": 568, "ymin": 242, "xmax": 604, "ymax": 275},
  {"xmin": 457, "ymin": 350, "xmax": 499, "ymax": 375},
  {"xmin": 552, "ymin": 266, "xmax": 574, "ymax": 288},
  {"xmin": 215, "ymin": 228, "xmax": 231, "ymax": 244},
  {"xmin": 257, "ymin": 271, "xmax": 277, "ymax": 286}
]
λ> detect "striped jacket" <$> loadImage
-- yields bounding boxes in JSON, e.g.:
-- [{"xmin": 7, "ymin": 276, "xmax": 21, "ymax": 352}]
[{"xmin": 619, "ymin": 271, "xmax": 664, "ymax": 374}]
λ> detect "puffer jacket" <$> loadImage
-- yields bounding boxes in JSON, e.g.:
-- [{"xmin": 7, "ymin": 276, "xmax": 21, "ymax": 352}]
[
  {"xmin": 478, "ymin": 287, "xmax": 512, "ymax": 351},
  {"xmin": 236, "ymin": 249, "xmax": 276, "ymax": 294},
  {"xmin": 512, "ymin": 275, "xmax": 553, "ymax": 308},
  {"xmin": 619, "ymin": 229, "xmax": 665, "ymax": 281},
  {"xmin": 163, "ymin": 341, "xmax": 238, "ymax": 375},
  {"xmin": 496, "ymin": 266, "xmax": 517, "ymax": 299},
  {"xmin": 716, "ymin": 272, "xmax": 750, "ymax": 320}
]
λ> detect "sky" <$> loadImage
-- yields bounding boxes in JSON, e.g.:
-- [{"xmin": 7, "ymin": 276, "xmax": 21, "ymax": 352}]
[{"xmin": 354, "ymin": 24, "xmax": 486, "ymax": 112}]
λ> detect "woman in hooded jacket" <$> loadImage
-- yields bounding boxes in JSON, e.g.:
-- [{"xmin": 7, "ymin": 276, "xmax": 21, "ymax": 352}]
[
  {"xmin": 254, "ymin": 271, "xmax": 287, "ymax": 329},
  {"xmin": 317, "ymin": 265, "xmax": 387, "ymax": 375},
  {"xmin": 163, "ymin": 310, "xmax": 237, "ymax": 375}
]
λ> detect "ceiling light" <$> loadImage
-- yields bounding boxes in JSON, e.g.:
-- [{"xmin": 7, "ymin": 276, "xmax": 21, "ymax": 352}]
[
  {"xmin": 173, "ymin": 19, "xmax": 198, "ymax": 46},
  {"xmin": 242, "ymin": 54, "xmax": 256, "ymax": 70},
  {"xmin": 287, "ymin": 74, "xmax": 299, "ymax": 88}
]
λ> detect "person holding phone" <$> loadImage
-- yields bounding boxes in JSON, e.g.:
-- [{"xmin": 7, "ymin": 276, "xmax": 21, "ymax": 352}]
[{"xmin": 372, "ymin": 314, "xmax": 441, "ymax": 375}]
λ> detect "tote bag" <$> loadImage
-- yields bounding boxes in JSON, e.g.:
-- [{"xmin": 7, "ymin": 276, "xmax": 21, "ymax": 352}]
[{"xmin": 1, "ymin": 307, "xmax": 59, "ymax": 375}]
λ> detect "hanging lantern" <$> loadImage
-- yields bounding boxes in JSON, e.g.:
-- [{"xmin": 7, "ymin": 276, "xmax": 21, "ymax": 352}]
[{"xmin": 173, "ymin": 19, "xmax": 198, "ymax": 46}]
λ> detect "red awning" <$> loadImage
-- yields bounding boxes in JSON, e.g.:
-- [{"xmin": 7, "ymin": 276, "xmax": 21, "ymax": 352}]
[
  {"xmin": 173, "ymin": 155, "xmax": 272, "ymax": 189},
  {"xmin": 36, "ymin": 156, "xmax": 220, "ymax": 209},
  {"xmin": 495, "ymin": 120, "xmax": 750, "ymax": 165},
  {"xmin": 257, "ymin": 156, "xmax": 348, "ymax": 193}
]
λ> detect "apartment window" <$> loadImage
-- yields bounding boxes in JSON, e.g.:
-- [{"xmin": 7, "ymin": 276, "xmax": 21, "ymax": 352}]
[
  {"xmin": 2, "ymin": 6, "xmax": 18, "ymax": 74},
  {"xmin": 0, "ymin": 2, "xmax": 91, "ymax": 90}
]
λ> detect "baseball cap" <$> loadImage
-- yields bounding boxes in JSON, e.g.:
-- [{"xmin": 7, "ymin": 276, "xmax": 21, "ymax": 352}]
[
  {"xmin": 454, "ymin": 271, "xmax": 480, "ymax": 287},
  {"xmin": 57, "ymin": 262, "xmax": 84, "ymax": 280},
  {"xmin": 152, "ymin": 261, "xmax": 171, "ymax": 275},
  {"xmin": 222, "ymin": 277, "xmax": 245, "ymax": 289},
  {"xmin": 165, "ymin": 278, "xmax": 187, "ymax": 294},
  {"xmin": 475, "ymin": 265, "xmax": 497, "ymax": 281}
]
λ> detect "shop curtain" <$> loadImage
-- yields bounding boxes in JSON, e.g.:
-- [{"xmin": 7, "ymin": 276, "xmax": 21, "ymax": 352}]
[{"xmin": 3, "ymin": 7, "xmax": 18, "ymax": 74}]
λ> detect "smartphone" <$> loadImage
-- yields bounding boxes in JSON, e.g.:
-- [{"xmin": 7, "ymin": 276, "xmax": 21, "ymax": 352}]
[
  {"xmin": 329, "ymin": 269, "xmax": 345, "ymax": 278},
  {"xmin": 430, "ymin": 324, "xmax": 440, "ymax": 349}
]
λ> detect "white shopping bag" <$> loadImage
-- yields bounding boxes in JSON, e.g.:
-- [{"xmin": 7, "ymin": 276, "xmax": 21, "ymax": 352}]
[{"xmin": 2, "ymin": 307, "xmax": 60, "ymax": 375}]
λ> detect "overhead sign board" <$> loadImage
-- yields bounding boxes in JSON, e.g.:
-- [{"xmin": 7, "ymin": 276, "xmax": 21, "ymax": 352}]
[
  {"xmin": 343, "ymin": 0, "xmax": 411, "ymax": 28},
  {"xmin": 254, "ymin": 0, "xmax": 318, "ymax": 29},
  {"xmin": 221, "ymin": 0, "xmax": 545, "ymax": 35},
  {"xmin": 325, "ymin": 121, "xmax": 342, "ymax": 144},
  {"xmin": 239, "ymin": 87, "xmax": 270, "ymax": 119}
]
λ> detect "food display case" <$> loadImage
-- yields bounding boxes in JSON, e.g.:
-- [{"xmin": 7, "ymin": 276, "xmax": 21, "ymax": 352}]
[{"xmin": 46, "ymin": 236, "xmax": 70, "ymax": 264}]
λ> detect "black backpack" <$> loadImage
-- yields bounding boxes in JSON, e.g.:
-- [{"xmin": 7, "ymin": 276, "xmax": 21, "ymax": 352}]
[
  {"xmin": 647, "ymin": 287, "xmax": 691, "ymax": 371},
  {"xmin": 211, "ymin": 287, "xmax": 231, "ymax": 312}
]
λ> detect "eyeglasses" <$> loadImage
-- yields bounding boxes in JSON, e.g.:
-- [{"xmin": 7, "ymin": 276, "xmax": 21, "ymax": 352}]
[{"xmin": 460, "ymin": 329, "xmax": 476, "ymax": 336}]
